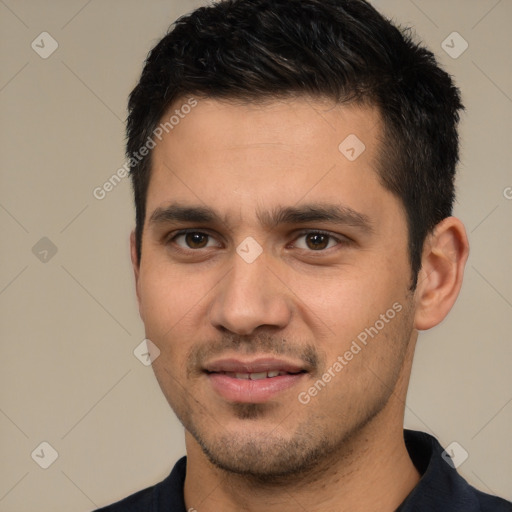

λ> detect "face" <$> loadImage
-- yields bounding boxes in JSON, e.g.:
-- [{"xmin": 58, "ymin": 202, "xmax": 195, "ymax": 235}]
[{"xmin": 133, "ymin": 97, "xmax": 418, "ymax": 478}]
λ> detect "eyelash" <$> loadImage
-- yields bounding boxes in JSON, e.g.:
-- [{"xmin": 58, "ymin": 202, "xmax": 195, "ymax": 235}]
[{"xmin": 166, "ymin": 229, "xmax": 349, "ymax": 253}]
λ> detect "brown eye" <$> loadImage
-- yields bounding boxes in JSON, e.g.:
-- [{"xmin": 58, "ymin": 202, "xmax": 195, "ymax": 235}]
[
  {"xmin": 294, "ymin": 231, "xmax": 341, "ymax": 252},
  {"xmin": 184, "ymin": 232, "xmax": 209, "ymax": 248},
  {"xmin": 305, "ymin": 233, "xmax": 330, "ymax": 250},
  {"xmin": 171, "ymin": 231, "xmax": 219, "ymax": 250}
]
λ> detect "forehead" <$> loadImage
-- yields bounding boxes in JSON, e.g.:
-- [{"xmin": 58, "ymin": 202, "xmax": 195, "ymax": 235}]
[
  {"xmin": 146, "ymin": 97, "xmax": 396, "ymax": 227},
  {"xmin": 154, "ymin": 96, "xmax": 382, "ymax": 160}
]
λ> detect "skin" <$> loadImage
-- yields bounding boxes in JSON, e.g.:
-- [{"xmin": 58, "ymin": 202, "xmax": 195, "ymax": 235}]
[{"xmin": 131, "ymin": 97, "xmax": 469, "ymax": 512}]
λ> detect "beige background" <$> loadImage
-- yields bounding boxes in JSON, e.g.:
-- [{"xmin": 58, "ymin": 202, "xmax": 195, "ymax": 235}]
[{"xmin": 0, "ymin": 0, "xmax": 511, "ymax": 510}]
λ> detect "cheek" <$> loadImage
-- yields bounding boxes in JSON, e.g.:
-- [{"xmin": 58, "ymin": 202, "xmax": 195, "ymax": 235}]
[
  {"xmin": 137, "ymin": 262, "xmax": 217, "ymax": 363},
  {"xmin": 138, "ymin": 264, "xmax": 191, "ymax": 338},
  {"xmin": 294, "ymin": 271, "xmax": 385, "ymax": 323},
  {"xmin": 294, "ymin": 267, "xmax": 407, "ymax": 349},
  {"xmin": 138, "ymin": 274, "xmax": 191, "ymax": 390}
]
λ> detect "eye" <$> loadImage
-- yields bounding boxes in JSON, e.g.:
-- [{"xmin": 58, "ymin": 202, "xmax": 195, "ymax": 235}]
[
  {"xmin": 293, "ymin": 231, "xmax": 343, "ymax": 251},
  {"xmin": 167, "ymin": 229, "xmax": 347, "ymax": 254},
  {"xmin": 171, "ymin": 231, "xmax": 220, "ymax": 250}
]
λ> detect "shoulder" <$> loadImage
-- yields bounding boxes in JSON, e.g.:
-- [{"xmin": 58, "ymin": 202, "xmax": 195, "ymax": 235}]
[
  {"xmin": 401, "ymin": 430, "xmax": 512, "ymax": 511},
  {"xmin": 93, "ymin": 456, "xmax": 187, "ymax": 512},
  {"xmin": 473, "ymin": 488, "xmax": 512, "ymax": 512},
  {"xmin": 95, "ymin": 486, "xmax": 154, "ymax": 512}
]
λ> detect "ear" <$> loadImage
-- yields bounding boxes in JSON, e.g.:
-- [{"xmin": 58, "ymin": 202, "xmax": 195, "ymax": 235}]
[
  {"xmin": 413, "ymin": 217, "xmax": 469, "ymax": 331},
  {"xmin": 130, "ymin": 231, "xmax": 143, "ymax": 314}
]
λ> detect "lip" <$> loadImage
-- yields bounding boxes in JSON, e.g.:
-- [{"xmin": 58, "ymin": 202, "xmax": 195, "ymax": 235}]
[
  {"xmin": 204, "ymin": 357, "xmax": 308, "ymax": 403},
  {"xmin": 204, "ymin": 357, "xmax": 306, "ymax": 374}
]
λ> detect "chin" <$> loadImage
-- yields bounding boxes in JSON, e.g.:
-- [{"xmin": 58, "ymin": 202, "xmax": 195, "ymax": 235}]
[{"xmin": 189, "ymin": 419, "xmax": 338, "ymax": 481}]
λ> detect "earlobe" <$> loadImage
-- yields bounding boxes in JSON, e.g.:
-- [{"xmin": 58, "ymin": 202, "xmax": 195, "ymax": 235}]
[{"xmin": 413, "ymin": 217, "xmax": 469, "ymax": 331}]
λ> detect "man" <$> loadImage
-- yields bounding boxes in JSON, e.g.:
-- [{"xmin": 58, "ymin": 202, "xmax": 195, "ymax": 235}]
[{"xmin": 98, "ymin": 0, "xmax": 511, "ymax": 510}]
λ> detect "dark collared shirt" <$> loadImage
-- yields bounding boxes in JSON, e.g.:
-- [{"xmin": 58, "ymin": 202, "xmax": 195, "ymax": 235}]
[{"xmin": 96, "ymin": 430, "xmax": 511, "ymax": 511}]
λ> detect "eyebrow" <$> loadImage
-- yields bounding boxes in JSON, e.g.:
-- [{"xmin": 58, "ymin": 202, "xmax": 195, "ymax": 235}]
[{"xmin": 148, "ymin": 202, "xmax": 373, "ymax": 233}]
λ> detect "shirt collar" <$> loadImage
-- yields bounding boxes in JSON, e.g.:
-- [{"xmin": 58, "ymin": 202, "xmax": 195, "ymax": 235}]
[
  {"xmin": 397, "ymin": 429, "xmax": 483, "ymax": 511},
  {"xmin": 167, "ymin": 430, "xmax": 503, "ymax": 511}
]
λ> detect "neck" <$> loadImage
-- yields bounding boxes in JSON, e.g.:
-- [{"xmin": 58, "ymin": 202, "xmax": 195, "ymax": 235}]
[{"xmin": 185, "ymin": 421, "xmax": 419, "ymax": 512}]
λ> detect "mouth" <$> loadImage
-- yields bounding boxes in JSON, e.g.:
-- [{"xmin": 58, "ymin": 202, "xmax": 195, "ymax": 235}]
[
  {"xmin": 216, "ymin": 370, "xmax": 302, "ymax": 380},
  {"xmin": 203, "ymin": 357, "xmax": 308, "ymax": 403}
]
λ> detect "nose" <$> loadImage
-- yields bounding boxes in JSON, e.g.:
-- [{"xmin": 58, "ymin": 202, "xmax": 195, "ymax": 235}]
[{"xmin": 208, "ymin": 251, "xmax": 292, "ymax": 336}]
